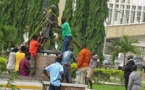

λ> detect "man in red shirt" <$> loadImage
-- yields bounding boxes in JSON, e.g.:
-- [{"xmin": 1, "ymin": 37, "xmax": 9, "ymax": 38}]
[
  {"xmin": 76, "ymin": 43, "xmax": 91, "ymax": 84},
  {"xmin": 19, "ymin": 52, "xmax": 31, "ymax": 76},
  {"xmin": 29, "ymin": 35, "xmax": 40, "ymax": 76},
  {"xmin": 29, "ymin": 35, "xmax": 40, "ymax": 58}
]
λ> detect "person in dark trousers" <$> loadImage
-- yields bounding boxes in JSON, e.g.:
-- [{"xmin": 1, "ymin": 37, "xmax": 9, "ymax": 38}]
[
  {"xmin": 43, "ymin": 55, "xmax": 64, "ymax": 90},
  {"xmin": 55, "ymin": 18, "xmax": 72, "ymax": 53},
  {"xmin": 29, "ymin": 35, "xmax": 40, "ymax": 76},
  {"xmin": 61, "ymin": 46, "xmax": 76, "ymax": 83},
  {"xmin": 123, "ymin": 55, "xmax": 135, "ymax": 90}
]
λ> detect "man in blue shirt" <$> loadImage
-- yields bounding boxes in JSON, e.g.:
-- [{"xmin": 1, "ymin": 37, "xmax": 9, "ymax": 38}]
[
  {"xmin": 61, "ymin": 46, "xmax": 76, "ymax": 83},
  {"xmin": 43, "ymin": 55, "xmax": 64, "ymax": 90}
]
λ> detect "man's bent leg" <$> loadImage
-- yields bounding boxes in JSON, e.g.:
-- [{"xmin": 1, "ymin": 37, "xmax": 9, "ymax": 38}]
[
  {"xmin": 63, "ymin": 65, "xmax": 71, "ymax": 83},
  {"xmin": 79, "ymin": 68, "xmax": 87, "ymax": 84},
  {"xmin": 86, "ymin": 68, "xmax": 94, "ymax": 89},
  {"xmin": 30, "ymin": 56, "xmax": 36, "ymax": 76},
  {"xmin": 61, "ymin": 36, "xmax": 72, "ymax": 53},
  {"xmin": 65, "ymin": 66, "xmax": 71, "ymax": 83},
  {"xmin": 125, "ymin": 77, "xmax": 129, "ymax": 90}
]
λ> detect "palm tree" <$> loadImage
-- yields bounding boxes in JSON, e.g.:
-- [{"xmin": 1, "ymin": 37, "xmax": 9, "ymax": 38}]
[{"xmin": 110, "ymin": 35, "xmax": 140, "ymax": 66}]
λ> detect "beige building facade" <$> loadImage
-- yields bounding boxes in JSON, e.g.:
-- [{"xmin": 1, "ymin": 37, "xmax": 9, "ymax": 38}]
[{"xmin": 106, "ymin": 0, "xmax": 145, "ymax": 59}]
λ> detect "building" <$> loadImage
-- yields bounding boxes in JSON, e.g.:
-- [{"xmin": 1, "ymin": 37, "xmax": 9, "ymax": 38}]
[{"xmin": 106, "ymin": 0, "xmax": 145, "ymax": 59}]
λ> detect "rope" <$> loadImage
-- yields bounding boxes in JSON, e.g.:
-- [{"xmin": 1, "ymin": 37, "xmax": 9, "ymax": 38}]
[{"xmin": 27, "ymin": 9, "xmax": 57, "ymax": 42}]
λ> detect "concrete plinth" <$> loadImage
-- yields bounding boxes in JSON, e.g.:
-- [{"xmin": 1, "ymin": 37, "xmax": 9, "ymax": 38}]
[{"xmin": 35, "ymin": 54, "xmax": 56, "ymax": 80}]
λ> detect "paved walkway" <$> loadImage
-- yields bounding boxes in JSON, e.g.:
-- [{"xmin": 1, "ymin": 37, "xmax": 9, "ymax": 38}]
[{"xmin": 0, "ymin": 73, "xmax": 145, "ymax": 90}]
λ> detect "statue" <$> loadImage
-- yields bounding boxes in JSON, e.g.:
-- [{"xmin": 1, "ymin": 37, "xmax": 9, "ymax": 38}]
[{"xmin": 38, "ymin": 5, "xmax": 57, "ymax": 50}]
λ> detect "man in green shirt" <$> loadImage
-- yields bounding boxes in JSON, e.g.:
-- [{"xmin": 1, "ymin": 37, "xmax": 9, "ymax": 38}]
[{"xmin": 56, "ymin": 18, "xmax": 72, "ymax": 53}]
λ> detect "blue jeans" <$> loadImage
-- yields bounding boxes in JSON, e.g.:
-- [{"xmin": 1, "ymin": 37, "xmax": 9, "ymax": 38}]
[
  {"xmin": 63, "ymin": 65, "xmax": 71, "ymax": 83},
  {"xmin": 49, "ymin": 84, "xmax": 61, "ymax": 90},
  {"xmin": 61, "ymin": 36, "xmax": 72, "ymax": 53}
]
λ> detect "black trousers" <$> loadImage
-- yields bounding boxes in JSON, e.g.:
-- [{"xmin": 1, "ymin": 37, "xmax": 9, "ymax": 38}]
[
  {"xmin": 125, "ymin": 77, "xmax": 129, "ymax": 90},
  {"xmin": 49, "ymin": 84, "xmax": 61, "ymax": 90}
]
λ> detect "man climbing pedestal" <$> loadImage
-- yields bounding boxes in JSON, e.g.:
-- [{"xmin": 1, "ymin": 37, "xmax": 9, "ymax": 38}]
[{"xmin": 55, "ymin": 18, "xmax": 72, "ymax": 53}]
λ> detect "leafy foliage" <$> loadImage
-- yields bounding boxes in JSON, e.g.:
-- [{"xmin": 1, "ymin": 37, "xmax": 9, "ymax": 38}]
[
  {"xmin": 5, "ymin": 71, "xmax": 19, "ymax": 90},
  {"xmin": 70, "ymin": 63, "xmax": 77, "ymax": 80},
  {"xmin": 0, "ymin": 71, "xmax": 19, "ymax": 90},
  {"xmin": 62, "ymin": 0, "xmax": 73, "ymax": 24},
  {"xmin": 0, "ymin": 0, "xmax": 43, "ymax": 51},
  {"xmin": 0, "ymin": 25, "xmax": 17, "ymax": 51},
  {"xmin": 94, "ymin": 68, "xmax": 124, "ymax": 83},
  {"xmin": 0, "ymin": 57, "xmax": 7, "ymax": 72},
  {"xmin": 70, "ymin": 63, "xmax": 124, "ymax": 84},
  {"xmin": 87, "ymin": 0, "xmax": 108, "ymax": 64},
  {"xmin": 62, "ymin": 0, "xmax": 108, "ymax": 63}
]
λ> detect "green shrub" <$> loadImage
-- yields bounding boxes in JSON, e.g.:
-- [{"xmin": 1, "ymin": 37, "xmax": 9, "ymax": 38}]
[
  {"xmin": 0, "ymin": 57, "xmax": 7, "ymax": 72},
  {"xmin": 70, "ymin": 63, "xmax": 77, "ymax": 80},
  {"xmin": 94, "ymin": 68, "xmax": 124, "ymax": 83},
  {"xmin": 94, "ymin": 68, "xmax": 111, "ymax": 82},
  {"xmin": 70, "ymin": 63, "xmax": 124, "ymax": 84}
]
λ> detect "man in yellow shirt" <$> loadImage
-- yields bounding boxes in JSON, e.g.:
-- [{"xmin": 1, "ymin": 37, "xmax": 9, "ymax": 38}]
[{"xmin": 15, "ymin": 46, "xmax": 26, "ymax": 72}]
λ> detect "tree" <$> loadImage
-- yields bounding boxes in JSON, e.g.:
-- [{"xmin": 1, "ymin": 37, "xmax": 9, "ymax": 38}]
[
  {"xmin": 62, "ymin": 0, "xmax": 109, "ymax": 64},
  {"xmin": 62, "ymin": 0, "xmax": 73, "ymax": 23},
  {"xmin": 110, "ymin": 35, "xmax": 140, "ymax": 65},
  {"xmin": 0, "ymin": 0, "xmax": 43, "ymax": 51},
  {"xmin": 86, "ymin": 0, "xmax": 108, "ymax": 64},
  {"xmin": 0, "ymin": 25, "xmax": 17, "ymax": 52}
]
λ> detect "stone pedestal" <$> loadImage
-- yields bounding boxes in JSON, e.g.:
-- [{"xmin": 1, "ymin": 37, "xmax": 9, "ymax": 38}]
[{"xmin": 35, "ymin": 54, "xmax": 56, "ymax": 80}]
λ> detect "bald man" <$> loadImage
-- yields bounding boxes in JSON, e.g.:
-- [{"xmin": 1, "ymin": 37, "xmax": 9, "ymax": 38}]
[{"xmin": 124, "ymin": 55, "xmax": 135, "ymax": 90}]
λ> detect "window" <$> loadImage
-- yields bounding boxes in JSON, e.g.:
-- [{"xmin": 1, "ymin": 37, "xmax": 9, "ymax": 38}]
[
  {"xmin": 132, "ymin": 6, "xmax": 136, "ymax": 10},
  {"xmin": 138, "ymin": 6, "xmax": 142, "ymax": 10},
  {"xmin": 137, "ymin": 11, "xmax": 141, "ymax": 22},
  {"xmin": 115, "ymin": 4, "xmax": 119, "ymax": 9},
  {"xmin": 109, "ymin": 4, "xmax": 113, "ymax": 8},
  {"xmin": 125, "ymin": 10, "xmax": 130, "ymax": 23},
  {"xmin": 121, "ymin": 0, "xmax": 125, "ymax": 3},
  {"xmin": 120, "ymin": 5, "xmax": 125, "ymax": 10},
  {"xmin": 116, "ymin": 0, "xmax": 119, "ymax": 3},
  {"xmin": 114, "ymin": 9, "xmax": 118, "ymax": 21},
  {"xmin": 127, "ymin": 5, "xmax": 130, "ymax": 10},
  {"xmin": 127, "ymin": 0, "xmax": 130, "ymax": 4},
  {"xmin": 131, "ymin": 11, "xmax": 135, "ymax": 23},
  {"xmin": 143, "ymin": 12, "xmax": 145, "ymax": 22},
  {"xmin": 108, "ymin": 9, "xmax": 113, "ymax": 25}
]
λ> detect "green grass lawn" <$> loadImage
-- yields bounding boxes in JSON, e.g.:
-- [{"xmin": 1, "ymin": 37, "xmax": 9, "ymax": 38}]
[{"xmin": 92, "ymin": 84, "xmax": 145, "ymax": 90}]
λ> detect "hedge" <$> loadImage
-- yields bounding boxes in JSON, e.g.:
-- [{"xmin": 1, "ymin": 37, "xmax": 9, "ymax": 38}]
[
  {"xmin": 0, "ymin": 57, "xmax": 7, "ymax": 72},
  {"xmin": 70, "ymin": 63, "xmax": 124, "ymax": 83}
]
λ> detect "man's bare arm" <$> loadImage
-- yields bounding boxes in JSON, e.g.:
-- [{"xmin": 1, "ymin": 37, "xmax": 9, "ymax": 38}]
[
  {"xmin": 53, "ymin": 22, "xmax": 62, "ymax": 29},
  {"xmin": 61, "ymin": 71, "xmax": 64, "ymax": 82},
  {"xmin": 71, "ymin": 53, "xmax": 77, "ymax": 62},
  {"xmin": 43, "ymin": 70, "xmax": 50, "ymax": 80}
]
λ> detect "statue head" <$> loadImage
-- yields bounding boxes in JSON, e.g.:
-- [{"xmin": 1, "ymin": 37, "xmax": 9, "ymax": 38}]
[
  {"xmin": 42, "ymin": 8, "xmax": 47, "ymax": 17},
  {"xmin": 50, "ymin": 5, "xmax": 57, "ymax": 13}
]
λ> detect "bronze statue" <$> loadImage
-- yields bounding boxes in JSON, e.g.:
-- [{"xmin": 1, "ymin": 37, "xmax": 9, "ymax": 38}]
[{"xmin": 38, "ymin": 5, "xmax": 57, "ymax": 50}]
